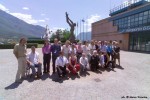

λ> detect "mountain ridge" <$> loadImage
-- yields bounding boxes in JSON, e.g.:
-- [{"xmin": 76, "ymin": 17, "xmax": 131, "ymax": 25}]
[{"xmin": 0, "ymin": 10, "xmax": 45, "ymax": 38}]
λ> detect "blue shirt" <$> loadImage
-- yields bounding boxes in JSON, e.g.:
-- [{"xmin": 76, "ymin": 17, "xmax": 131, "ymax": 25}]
[
  {"xmin": 51, "ymin": 44, "xmax": 61, "ymax": 56},
  {"xmin": 107, "ymin": 45, "xmax": 113, "ymax": 53}
]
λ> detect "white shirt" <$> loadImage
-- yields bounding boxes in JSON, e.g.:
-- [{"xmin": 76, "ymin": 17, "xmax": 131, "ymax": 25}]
[
  {"xmin": 79, "ymin": 57, "xmax": 88, "ymax": 66},
  {"xmin": 100, "ymin": 55, "xmax": 105, "ymax": 65},
  {"xmin": 62, "ymin": 45, "xmax": 70, "ymax": 54},
  {"xmin": 55, "ymin": 56, "xmax": 69, "ymax": 67},
  {"xmin": 88, "ymin": 44, "xmax": 96, "ymax": 55},
  {"xmin": 82, "ymin": 45, "xmax": 90, "ymax": 55},
  {"xmin": 69, "ymin": 48, "xmax": 77, "ymax": 54},
  {"xmin": 27, "ymin": 51, "xmax": 39, "ymax": 64}
]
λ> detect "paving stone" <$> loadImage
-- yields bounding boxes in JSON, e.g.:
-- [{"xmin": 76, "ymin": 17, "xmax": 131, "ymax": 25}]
[{"xmin": 0, "ymin": 49, "xmax": 150, "ymax": 100}]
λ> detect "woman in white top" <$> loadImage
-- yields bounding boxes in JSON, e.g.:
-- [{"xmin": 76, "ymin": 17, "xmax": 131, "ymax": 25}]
[
  {"xmin": 88, "ymin": 40, "xmax": 96, "ymax": 62},
  {"xmin": 82, "ymin": 41, "xmax": 90, "ymax": 57},
  {"xmin": 69, "ymin": 44, "xmax": 77, "ymax": 55},
  {"xmin": 62, "ymin": 40, "xmax": 70, "ymax": 59}
]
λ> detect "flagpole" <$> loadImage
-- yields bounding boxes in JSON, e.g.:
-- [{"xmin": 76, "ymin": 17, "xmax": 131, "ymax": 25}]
[
  {"xmin": 82, "ymin": 19, "xmax": 84, "ymax": 41},
  {"xmin": 86, "ymin": 16, "xmax": 88, "ymax": 41},
  {"xmin": 80, "ymin": 19, "xmax": 81, "ymax": 41},
  {"xmin": 77, "ymin": 22, "xmax": 78, "ymax": 40}
]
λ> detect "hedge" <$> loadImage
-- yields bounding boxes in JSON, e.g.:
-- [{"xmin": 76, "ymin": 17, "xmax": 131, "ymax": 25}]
[
  {"xmin": 0, "ymin": 43, "xmax": 38, "ymax": 49},
  {"xmin": 27, "ymin": 40, "xmax": 44, "ymax": 44}
]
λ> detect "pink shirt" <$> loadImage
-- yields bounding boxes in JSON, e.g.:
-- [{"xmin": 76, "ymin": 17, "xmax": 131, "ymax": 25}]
[{"xmin": 42, "ymin": 44, "xmax": 51, "ymax": 54}]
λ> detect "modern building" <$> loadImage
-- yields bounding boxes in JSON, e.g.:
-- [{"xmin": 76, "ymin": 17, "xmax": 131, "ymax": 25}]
[{"xmin": 92, "ymin": 0, "xmax": 150, "ymax": 52}]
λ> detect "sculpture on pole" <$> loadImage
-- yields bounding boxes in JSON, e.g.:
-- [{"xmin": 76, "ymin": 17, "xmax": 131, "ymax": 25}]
[
  {"xmin": 65, "ymin": 12, "xmax": 76, "ymax": 42},
  {"xmin": 43, "ymin": 25, "xmax": 51, "ymax": 40}
]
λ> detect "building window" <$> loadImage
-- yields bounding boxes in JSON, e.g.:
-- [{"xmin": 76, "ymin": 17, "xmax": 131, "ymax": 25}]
[
  {"xmin": 144, "ymin": 11, "xmax": 149, "ymax": 16},
  {"xmin": 114, "ymin": 10, "xmax": 150, "ymax": 31}
]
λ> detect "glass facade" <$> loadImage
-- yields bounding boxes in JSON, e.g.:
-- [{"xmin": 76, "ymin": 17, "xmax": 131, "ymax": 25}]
[
  {"xmin": 113, "ymin": 9, "xmax": 150, "ymax": 31},
  {"xmin": 129, "ymin": 32, "xmax": 150, "ymax": 52}
]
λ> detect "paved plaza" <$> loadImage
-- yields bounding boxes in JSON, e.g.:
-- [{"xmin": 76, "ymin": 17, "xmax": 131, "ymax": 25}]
[{"xmin": 0, "ymin": 48, "xmax": 150, "ymax": 100}]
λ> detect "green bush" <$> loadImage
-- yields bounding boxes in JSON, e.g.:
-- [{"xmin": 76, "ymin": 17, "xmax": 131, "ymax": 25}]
[
  {"xmin": 27, "ymin": 43, "xmax": 38, "ymax": 48},
  {"xmin": 27, "ymin": 40, "xmax": 44, "ymax": 44},
  {"xmin": 0, "ymin": 43, "xmax": 38, "ymax": 49},
  {"xmin": 0, "ymin": 44, "xmax": 15, "ymax": 49}
]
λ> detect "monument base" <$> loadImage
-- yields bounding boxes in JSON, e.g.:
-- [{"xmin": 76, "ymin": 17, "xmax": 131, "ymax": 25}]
[{"xmin": 69, "ymin": 34, "xmax": 75, "ymax": 43}]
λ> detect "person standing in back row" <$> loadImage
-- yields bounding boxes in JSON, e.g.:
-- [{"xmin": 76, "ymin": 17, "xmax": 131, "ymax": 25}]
[
  {"xmin": 51, "ymin": 38, "xmax": 61, "ymax": 74},
  {"xmin": 42, "ymin": 39, "xmax": 51, "ymax": 74}
]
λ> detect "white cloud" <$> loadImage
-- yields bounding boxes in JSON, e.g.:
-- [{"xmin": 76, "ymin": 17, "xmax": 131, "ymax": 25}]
[
  {"xmin": 22, "ymin": 7, "xmax": 29, "ymax": 10},
  {"xmin": 41, "ymin": 13, "xmax": 45, "ymax": 16},
  {"xmin": 10, "ymin": 13, "xmax": 46, "ymax": 24},
  {"xmin": 0, "ymin": 4, "xmax": 46, "ymax": 25},
  {"xmin": 0, "ymin": 4, "xmax": 9, "ymax": 13},
  {"xmin": 85, "ymin": 14, "xmax": 101, "ymax": 31},
  {"xmin": 10, "ymin": 13, "xmax": 37, "ymax": 24},
  {"xmin": 38, "ymin": 20, "xmax": 45, "ymax": 22},
  {"xmin": 45, "ymin": 18, "xmax": 50, "ymax": 21}
]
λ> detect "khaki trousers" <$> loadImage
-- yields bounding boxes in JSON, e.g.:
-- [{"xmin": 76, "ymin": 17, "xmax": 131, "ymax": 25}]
[{"xmin": 15, "ymin": 57, "xmax": 27, "ymax": 81}]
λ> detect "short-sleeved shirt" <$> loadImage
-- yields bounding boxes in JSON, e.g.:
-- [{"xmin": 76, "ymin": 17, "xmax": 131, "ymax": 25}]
[
  {"xmin": 27, "ymin": 51, "xmax": 39, "ymax": 64},
  {"xmin": 55, "ymin": 56, "xmax": 69, "ymax": 67}
]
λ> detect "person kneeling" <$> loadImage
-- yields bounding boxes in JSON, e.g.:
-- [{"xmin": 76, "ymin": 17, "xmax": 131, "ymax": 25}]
[
  {"xmin": 27, "ymin": 46, "xmax": 42, "ymax": 79},
  {"xmin": 68, "ymin": 52, "xmax": 80, "ymax": 75},
  {"xmin": 79, "ymin": 53, "xmax": 89, "ymax": 72},
  {"xmin": 90, "ymin": 50, "xmax": 100, "ymax": 71},
  {"xmin": 56, "ymin": 51, "xmax": 69, "ymax": 78}
]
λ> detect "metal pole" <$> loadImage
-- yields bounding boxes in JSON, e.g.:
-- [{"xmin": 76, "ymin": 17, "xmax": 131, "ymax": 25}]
[
  {"xmin": 80, "ymin": 20, "xmax": 81, "ymax": 41},
  {"xmin": 83, "ymin": 21, "xmax": 84, "ymax": 41},
  {"xmin": 77, "ymin": 22, "xmax": 78, "ymax": 40},
  {"xmin": 86, "ymin": 16, "xmax": 88, "ymax": 41}
]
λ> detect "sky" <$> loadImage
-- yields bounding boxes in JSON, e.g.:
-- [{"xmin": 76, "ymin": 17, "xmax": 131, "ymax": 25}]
[{"xmin": 0, "ymin": 0, "xmax": 127, "ymax": 32}]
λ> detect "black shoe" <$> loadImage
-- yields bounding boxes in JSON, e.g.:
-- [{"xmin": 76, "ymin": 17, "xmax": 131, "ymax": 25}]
[
  {"xmin": 62, "ymin": 74, "xmax": 66, "ymax": 77},
  {"xmin": 43, "ymin": 71, "xmax": 47, "ymax": 74}
]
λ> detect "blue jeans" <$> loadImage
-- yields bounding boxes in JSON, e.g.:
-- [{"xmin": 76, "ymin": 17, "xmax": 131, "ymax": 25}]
[{"xmin": 30, "ymin": 63, "xmax": 42, "ymax": 75}]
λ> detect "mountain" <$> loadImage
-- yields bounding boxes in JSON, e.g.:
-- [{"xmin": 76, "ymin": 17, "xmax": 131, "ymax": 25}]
[
  {"xmin": 76, "ymin": 32, "xmax": 91, "ymax": 41},
  {"xmin": 0, "ymin": 10, "xmax": 45, "ymax": 38}
]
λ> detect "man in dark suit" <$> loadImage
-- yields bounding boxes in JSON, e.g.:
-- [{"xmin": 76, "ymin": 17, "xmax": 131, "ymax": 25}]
[{"xmin": 51, "ymin": 38, "xmax": 61, "ymax": 74}]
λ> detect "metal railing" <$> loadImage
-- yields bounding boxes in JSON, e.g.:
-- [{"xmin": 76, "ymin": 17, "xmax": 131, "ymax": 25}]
[{"xmin": 110, "ymin": 0, "xmax": 150, "ymax": 15}]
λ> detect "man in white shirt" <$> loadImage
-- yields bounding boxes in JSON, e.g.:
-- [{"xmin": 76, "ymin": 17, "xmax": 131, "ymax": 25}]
[
  {"xmin": 79, "ymin": 53, "xmax": 89, "ymax": 72},
  {"xmin": 55, "ymin": 51, "xmax": 69, "ymax": 78},
  {"xmin": 27, "ymin": 46, "xmax": 42, "ymax": 78}
]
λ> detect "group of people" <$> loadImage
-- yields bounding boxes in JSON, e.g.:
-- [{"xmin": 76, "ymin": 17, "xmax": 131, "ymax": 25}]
[{"xmin": 13, "ymin": 38, "xmax": 120, "ymax": 83}]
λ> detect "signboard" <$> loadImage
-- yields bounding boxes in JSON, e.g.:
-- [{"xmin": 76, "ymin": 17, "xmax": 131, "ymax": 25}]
[{"xmin": 120, "ymin": 26, "xmax": 150, "ymax": 33}]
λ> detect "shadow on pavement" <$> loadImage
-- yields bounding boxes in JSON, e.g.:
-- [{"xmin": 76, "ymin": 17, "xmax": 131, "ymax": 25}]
[
  {"xmin": 5, "ymin": 82, "xmax": 21, "ymax": 90},
  {"xmin": 115, "ymin": 65, "xmax": 124, "ymax": 70},
  {"xmin": 49, "ymin": 73, "xmax": 64, "ymax": 83},
  {"xmin": 41, "ymin": 73, "xmax": 51, "ymax": 80},
  {"xmin": 95, "ymin": 70, "xmax": 102, "ymax": 74},
  {"xmin": 80, "ymin": 71, "xmax": 90, "ymax": 77},
  {"xmin": 68, "ymin": 73, "xmax": 80, "ymax": 80},
  {"xmin": 99, "ymin": 67, "xmax": 105, "ymax": 72}
]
